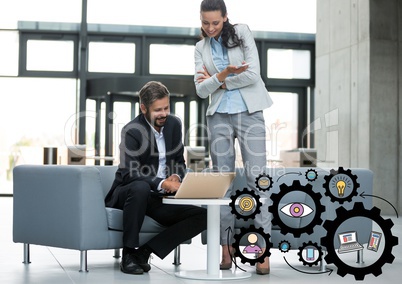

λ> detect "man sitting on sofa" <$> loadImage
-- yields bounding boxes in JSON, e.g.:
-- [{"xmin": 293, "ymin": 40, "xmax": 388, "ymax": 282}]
[{"xmin": 105, "ymin": 81, "xmax": 207, "ymax": 275}]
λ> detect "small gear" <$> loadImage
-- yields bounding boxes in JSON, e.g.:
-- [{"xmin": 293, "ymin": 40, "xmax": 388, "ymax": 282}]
[
  {"xmin": 255, "ymin": 173, "xmax": 274, "ymax": 192},
  {"xmin": 269, "ymin": 180, "xmax": 325, "ymax": 237},
  {"xmin": 229, "ymin": 188, "xmax": 262, "ymax": 221},
  {"xmin": 321, "ymin": 202, "xmax": 399, "ymax": 280},
  {"xmin": 297, "ymin": 241, "xmax": 323, "ymax": 267},
  {"xmin": 278, "ymin": 240, "xmax": 291, "ymax": 253},
  {"xmin": 232, "ymin": 225, "xmax": 273, "ymax": 266},
  {"xmin": 305, "ymin": 168, "xmax": 318, "ymax": 182},
  {"xmin": 323, "ymin": 167, "xmax": 359, "ymax": 204}
]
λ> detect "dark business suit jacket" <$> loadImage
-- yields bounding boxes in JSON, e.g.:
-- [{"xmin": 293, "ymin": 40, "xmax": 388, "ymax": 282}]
[{"xmin": 105, "ymin": 113, "xmax": 186, "ymax": 203}]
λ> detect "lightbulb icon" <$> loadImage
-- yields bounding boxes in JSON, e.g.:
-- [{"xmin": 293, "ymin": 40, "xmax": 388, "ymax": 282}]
[{"xmin": 336, "ymin": 180, "xmax": 346, "ymax": 197}]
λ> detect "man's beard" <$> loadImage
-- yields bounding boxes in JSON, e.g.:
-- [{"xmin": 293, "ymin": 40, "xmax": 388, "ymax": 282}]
[{"xmin": 146, "ymin": 113, "xmax": 167, "ymax": 129}]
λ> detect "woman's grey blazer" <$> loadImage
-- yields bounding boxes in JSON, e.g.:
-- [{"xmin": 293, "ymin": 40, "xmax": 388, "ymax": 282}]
[{"xmin": 194, "ymin": 24, "xmax": 273, "ymax": 116}]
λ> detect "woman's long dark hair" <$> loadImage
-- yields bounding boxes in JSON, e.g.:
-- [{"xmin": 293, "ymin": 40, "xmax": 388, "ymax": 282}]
[{"xmin": 200, "ymin": 0, "xmax": 243, "ymax": 49}]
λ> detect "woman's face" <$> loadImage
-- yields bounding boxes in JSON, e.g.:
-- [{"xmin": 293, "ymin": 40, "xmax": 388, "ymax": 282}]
[{"xmin": 200, "ymin": 10, "xmax": 227, "ymax": 39}]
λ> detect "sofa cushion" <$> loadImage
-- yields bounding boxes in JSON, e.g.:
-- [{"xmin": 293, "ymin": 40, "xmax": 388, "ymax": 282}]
[
  {"xmin": 106, "ymin": 207, "xmax": 124, "ymax": 231},
  {"xmin": 105, "ymin": 207, "xmax": 167, "ymax": 232}
]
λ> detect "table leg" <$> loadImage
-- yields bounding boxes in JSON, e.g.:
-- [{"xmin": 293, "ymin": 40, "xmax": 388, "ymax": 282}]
[
  {"xmin": 207, "ymin": 204, "xmax": 220, "ymax": 275},
  {"xmin": 174, "ymin": 204, "xmax": 251, "ymax": 280}
]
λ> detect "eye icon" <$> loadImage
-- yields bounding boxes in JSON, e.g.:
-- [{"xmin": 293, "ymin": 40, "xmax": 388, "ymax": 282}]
[{"xmin": 280, "ymin": 202, "xmax": 313, "ymax": 218}]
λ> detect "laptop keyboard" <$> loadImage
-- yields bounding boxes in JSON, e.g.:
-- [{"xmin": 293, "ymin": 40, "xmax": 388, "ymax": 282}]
[{"xmin": 339, "ymin": 242, "xmax": 363, "ymax": 253}]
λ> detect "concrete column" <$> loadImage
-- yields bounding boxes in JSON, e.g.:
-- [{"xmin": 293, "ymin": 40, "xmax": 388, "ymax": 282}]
[{"xmin": 315, "ymin": 0, "xmax": 401, "ymax": 215}]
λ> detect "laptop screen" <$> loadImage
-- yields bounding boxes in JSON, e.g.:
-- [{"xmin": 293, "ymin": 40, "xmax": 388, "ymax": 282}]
[{"xmin": 339, "ymin": 232, "xmax": 357, "ymax": 244}]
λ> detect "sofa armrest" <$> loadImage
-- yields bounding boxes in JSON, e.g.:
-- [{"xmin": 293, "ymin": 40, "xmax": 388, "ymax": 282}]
[{"xmin": 13, "ymin": 165, "xmax": 111, "ymax": 250}]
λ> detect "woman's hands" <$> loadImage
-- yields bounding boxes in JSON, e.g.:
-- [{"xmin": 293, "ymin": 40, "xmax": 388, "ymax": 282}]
[
  {"xmin": 227, "ymin": 61, "xmax": 249, "ymax": 74},
  {"xmin": 196, "ymin": 66, "xmax": 211, "ymax": 83},
  {"xmin": 196, "ymin": 62, "xmax": 249, "ymax": 89}
]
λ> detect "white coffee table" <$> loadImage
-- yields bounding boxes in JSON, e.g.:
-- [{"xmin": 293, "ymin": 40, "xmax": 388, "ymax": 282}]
[{"xmin": 162, "ymin": 198, "xmax": 251, "ymax": 280}]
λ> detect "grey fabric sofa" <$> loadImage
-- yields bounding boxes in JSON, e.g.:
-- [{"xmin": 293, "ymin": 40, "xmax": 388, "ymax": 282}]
[
  {"xmin": 201, "ymin": 167, "xmax": 373, "ymax": 268},
  {"xmin": 12, "ymin": 165, "xmax": 187, "ymax": 272}
]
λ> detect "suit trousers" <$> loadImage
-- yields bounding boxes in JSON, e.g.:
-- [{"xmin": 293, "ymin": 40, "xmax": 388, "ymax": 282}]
[
  {"xmin": 105, "ymin": 181, "xmax": 207, "ymax": 259},
  {"xmin": 207, "ymin": 111, "xmax": 272, "ymax": 246}
]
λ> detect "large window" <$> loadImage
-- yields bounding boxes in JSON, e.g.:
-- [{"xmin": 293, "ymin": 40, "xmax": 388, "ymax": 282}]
[
  {"xmin": 0, "ymin": 0, "xmax": 316, "ymax": 194},
  {"xmin": 86, "ymin": 0, "xmax": 316, "ymax": 34},
  {"xmin": 27, "ymin": 40, "xmax": 75, "ymax": 72},
  {"xmin": 264, "ymin": 92, "xmax": 299, "ymax": 160},
  {"xmin": 19, "ymin": 33, "xmax": 78, "ymax": 77},
  {"xmin": 88, "ymin": 42, "xmax": 136, "ymax": 73},
  {"xmin": 149, "ymin": 44, "xmax": 195, "ymax": 75},
  {"xmin": 268, "ymin": 49, "xmax": 311, "ymax": 79},
  {"xmin": 0, "ymin": 31, "xmax": 19, "ymax": 76},
  {"xmin": 0, "ymin": 78, "xmax": 77, "ymax": 194},
  {"xmin": 0, "ymin": 0, "xmax": 82, "ymax": 29}
]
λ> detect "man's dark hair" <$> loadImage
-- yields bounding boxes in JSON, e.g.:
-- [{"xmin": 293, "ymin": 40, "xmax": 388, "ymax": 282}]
[{"xmin": 139, "ymin": 81, "xmax": 170, "ymax": 109}]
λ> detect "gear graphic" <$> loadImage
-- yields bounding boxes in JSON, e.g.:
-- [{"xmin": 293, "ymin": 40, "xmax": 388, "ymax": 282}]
[
  {"xmin": 232, "ymin": 225, "xmax": 273, "ymax": 266},
  {"xmin": 297, "ymin": 241, "xmax": 323, "ymax": 267},
  {"xmin": 278, "ymin": 240, "xmax": 291, "ymax": 253},
  {"xmin": 305, "ymin": 168, "xmax": 318, "ymax": 182},
  {"xmin": 255, "ymin": 173, "xmax": 274, "ymax": 192},
  {"xmin": 323, "ymin": 167, "xmax": 359, "ymax": 204},
  {"xmin": 320, "ymin": 202, "xmax": 399, "ymax": 280},
  {"xmin": 229, "ymin": 188, "xmax": 262, "ymax": 221},
  {"xmin": 269, "ymin": 180, "xmax": 325, "ymax": 237}
]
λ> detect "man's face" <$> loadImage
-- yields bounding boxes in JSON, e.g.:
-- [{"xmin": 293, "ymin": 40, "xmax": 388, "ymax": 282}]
[{"xmin": 141, "ymin": 96, "xmax": 170, "ymax": 132}]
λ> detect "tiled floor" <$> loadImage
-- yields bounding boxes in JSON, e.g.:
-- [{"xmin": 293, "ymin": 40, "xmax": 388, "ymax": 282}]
[{"xmin": 1, "ymin": 196, "xmax": 401, "ymax": 284}]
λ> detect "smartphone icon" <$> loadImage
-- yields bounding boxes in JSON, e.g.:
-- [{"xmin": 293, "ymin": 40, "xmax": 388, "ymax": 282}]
[
  {"xmin": 367, "ymin": 231, "xmax": 382, "ymax": 252},
  {"xmin": 306, "ymin": 248, "xmax": 315, "ymax": 261}
]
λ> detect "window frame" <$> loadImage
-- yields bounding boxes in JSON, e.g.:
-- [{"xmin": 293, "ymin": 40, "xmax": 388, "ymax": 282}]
[
  {"xmin": 86, "ymin": 34, "xmax": 142, "ymax": 77},
  {"xmin": 19, "ymin": 31, "xmax": 79, "ymax": 77},
  {"xmin": 12, "ymin": 22, "xmax": 316, "ymax": 151}
]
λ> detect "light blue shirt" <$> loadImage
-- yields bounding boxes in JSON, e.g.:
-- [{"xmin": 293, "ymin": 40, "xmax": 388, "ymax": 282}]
[
  {"xmin": 146, "ymin": 120, "xmax": 166, "ymax": 192},
  {"xmin": 146, "ymin": 119, "xmax": 181, "ymax": 193},
  {"xmin": 210, "ymin": 36, "xmax": 247, "ymax": 114}
]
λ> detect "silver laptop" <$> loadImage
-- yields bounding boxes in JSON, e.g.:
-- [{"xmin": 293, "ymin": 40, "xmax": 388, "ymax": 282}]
[
  {"xmin": 169, "ymin": 172, "xmax": 236, "ymax": 199},
  {"xmin": 337, "ymin": 231, "xmax": 364, "ymax": 254}
]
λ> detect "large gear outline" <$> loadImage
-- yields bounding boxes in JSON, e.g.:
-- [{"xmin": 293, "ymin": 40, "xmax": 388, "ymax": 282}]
[
  {"xmin": 255, "ymin": 173, "xmax": 274, "ymax": 192},
  {"xmin": 268, "ymin": 180, "xmax": 325, "ymax": 237},
  {"xmin": 229, "ymin": 188, "xmax": 262, "ymax": 221},
  {"xmin": 320, "ymin": 202, "xmax": 399, "ymax": 280},
  {"xmin": 232, "ymin": 225, "xmax": 273, "ymax": 266},
  {"xmin": 323, "ymin": 167, "xmax": 360, "ymax": 204},
  {"xmin": 297, "ymin": 241, "xmax": 323, "ymax": 267}
]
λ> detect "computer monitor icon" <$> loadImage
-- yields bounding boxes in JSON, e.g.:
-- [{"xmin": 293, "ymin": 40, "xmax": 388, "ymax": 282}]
[{"xmin": 337, "ymin": 231, "xmax": 363, "ymax": 254}]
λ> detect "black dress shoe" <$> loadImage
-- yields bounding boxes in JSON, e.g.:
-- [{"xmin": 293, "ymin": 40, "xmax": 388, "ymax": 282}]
[
  {"xmin": 120, "ymin": 253, "xmax": 144, "ymax": 275},
  {"xmin": 132, "ymin": 251, "xmax": 151, "ymax": 272},
  {"xmin": 137, "ymin": 261, "xmax": 151, "ymax": 272}
]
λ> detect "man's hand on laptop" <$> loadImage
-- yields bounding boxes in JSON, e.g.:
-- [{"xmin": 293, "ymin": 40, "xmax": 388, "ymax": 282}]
[{"xmin": 162, "ymin": 175, "xmax": 181, "ymax": 194}]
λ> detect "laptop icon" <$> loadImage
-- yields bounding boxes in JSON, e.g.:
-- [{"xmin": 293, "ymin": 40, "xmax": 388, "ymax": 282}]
[
  {"xmin": 337, "ymin": 231, "xmax": 364, "ymax": 254},
  {"xmin": 168, "ymin": 171, "xmax": 236, "ymax": 199}
]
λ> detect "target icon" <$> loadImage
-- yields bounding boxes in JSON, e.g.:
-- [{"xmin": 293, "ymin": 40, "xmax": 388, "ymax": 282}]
[
  {"xmin": 229, "ymin": 188, "xmax": 262, "ymax": 220},
  {"xmin": 239, "ymin": 196, "xmax": 255, "ymax": 212}
]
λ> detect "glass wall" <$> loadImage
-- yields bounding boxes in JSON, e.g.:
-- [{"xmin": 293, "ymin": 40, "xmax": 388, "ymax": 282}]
[
  {"xmin": 0, "ymin": 77, "xmax": 76, "ymax": 194},
  {"xmin": 86, "ymin": 0, "xmax": 316, "ymax": 33},
  {"xmin": 0, "ymin": 0, "xmax": 316, "ymax": 194},
  {"xmin": 88, "ymin": 42, "xmax": 136, "ymax": 73}
]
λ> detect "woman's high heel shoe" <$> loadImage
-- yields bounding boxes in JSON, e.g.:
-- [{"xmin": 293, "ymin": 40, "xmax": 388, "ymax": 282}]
[
  {"xmin": 220, "ymin": 245, "xmax": 234, "ymax": 270},
  {"xmin": 220, "ymin": 262, "xmax": 232, "ymax": 270},
  {"xmin": 256, "ymin": 256, "xmax": 270, "ymax": 275}
]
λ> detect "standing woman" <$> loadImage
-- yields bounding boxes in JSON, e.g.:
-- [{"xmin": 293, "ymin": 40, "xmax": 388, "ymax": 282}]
[{"xmin": 194, "ymin": 0, "xmax": 273, "ymax": 275}]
